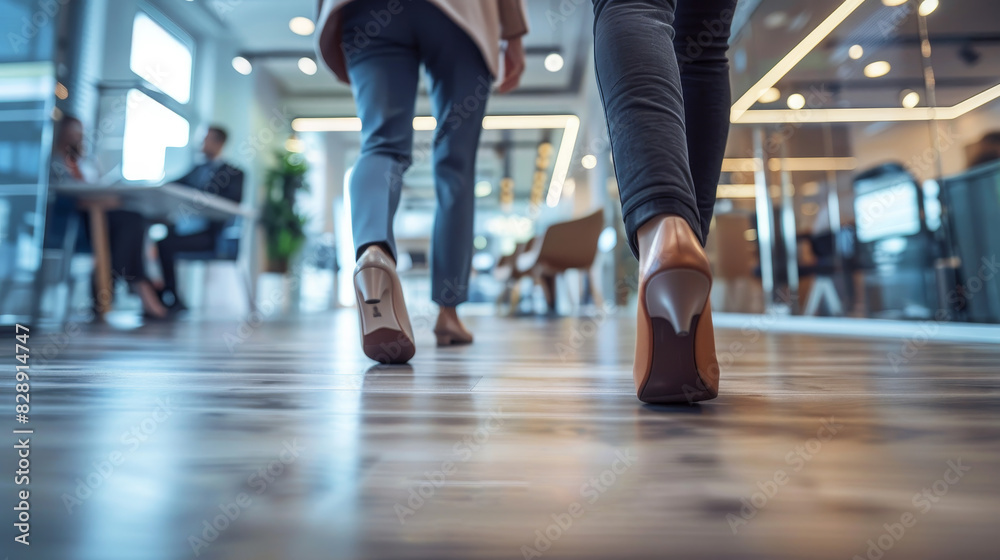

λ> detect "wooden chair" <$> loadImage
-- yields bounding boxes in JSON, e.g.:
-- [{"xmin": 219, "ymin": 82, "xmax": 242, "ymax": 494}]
[{"xmin": 515, "ymin": 209, "xmax": 605, "ymax": 314}]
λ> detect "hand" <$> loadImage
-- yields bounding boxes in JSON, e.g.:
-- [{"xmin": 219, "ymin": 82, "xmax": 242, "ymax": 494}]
[{"xmin": 497, "ymin": 37, "xmax": 526, "ymax": 94}]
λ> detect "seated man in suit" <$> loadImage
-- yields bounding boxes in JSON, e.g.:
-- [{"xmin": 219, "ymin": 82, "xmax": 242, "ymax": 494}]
[{"xmin": 157, "ymin": 126, "xmax": 244, "ymax": 310}]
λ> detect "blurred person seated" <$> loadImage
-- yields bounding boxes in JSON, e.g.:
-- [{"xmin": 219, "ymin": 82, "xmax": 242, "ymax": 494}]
[
  {"xmin": 50, "ymin": 115, "xmax": 169, "ymax": 319},
  {"xmin": 156, "ymin": 126, "xmax": 244, "ymax": 311},
  {"xmin": 966, "ymin": 131, "xmax": 1000, "ymax": 167}
]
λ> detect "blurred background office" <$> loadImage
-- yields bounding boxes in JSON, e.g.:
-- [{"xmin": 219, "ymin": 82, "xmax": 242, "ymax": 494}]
[{"xmin": 2, "ymin": 0, "xmax": 1000, "ymax": 329}]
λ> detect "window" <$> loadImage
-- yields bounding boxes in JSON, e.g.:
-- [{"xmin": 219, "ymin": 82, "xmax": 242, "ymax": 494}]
[
  {"xmin": 129, "ymin": 12, "xmax": 192, "ymax": 104},
  {"xmin": 122, "ymin": 89, "xmax": 189, "ymax": 181}
]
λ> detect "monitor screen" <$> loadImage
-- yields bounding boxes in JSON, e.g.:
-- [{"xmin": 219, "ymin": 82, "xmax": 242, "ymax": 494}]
[{"xmin": 854, "ymin": 182, "xmax": 922, "ymax": 243}]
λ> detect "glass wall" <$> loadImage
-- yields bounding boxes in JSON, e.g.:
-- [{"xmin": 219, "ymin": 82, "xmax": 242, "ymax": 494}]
[
  {"xmin": 0, "ymin": 0, "xmax": 57, "ymax": 324},
  {"xmin": 714, "ymin": 0, "xmax": 1000, "ymax": 323}
]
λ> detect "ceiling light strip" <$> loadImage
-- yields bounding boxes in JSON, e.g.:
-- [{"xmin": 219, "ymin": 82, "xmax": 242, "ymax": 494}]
[
  {"xmin": 546, "ymin": 116, "xmax": 580, "ymax": 207},
  {"xmin": 730, "ymin": 0, "xmax": 866, "ymax": 123},
  {"xmin": 944, "ymin": 82, "xmax": 1000, "ymax": 119},
  {"xmin": 735, "ymin": 107, "xmax": 939, "ymax": 124}
]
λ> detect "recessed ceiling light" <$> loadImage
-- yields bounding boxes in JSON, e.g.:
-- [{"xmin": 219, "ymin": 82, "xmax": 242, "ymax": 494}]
[
  {"xmin": 232, "ymin": 56, "xmax": 252, "ymax": 75},
  {"xmin": 289, "ymin": 17, "xmax": 315, "ymax": 36},
  {"xmin": 285, "ymin": 136, "xmax": 304, "ymax": 153},
  {"xmin": 475, "ymin": 181, "xmax": 493, "ymax": 197},
  {"xmin": 787, "ymin": 93, "xmax": 806, "ymax": 110},
  {"xmin": 901, "ymin": 89, "xmax": 921, "ymax": 108},
  {"xmin": 581, "ymin": 154, "xmax": 598, "ymax": 169},
  {"xmin": 544, "ymin": 53, "xmax": 564, "ymax": 72},
  {"xmin": 759, "ymin": 87, "xmax": 782, "ymax": 104},
  {"xmin": 848, "ymin": 44, "xmax": 864, "ymax": 59},
  {"xmin": 864, "ymin": 60, "xmax": 891, "ymax": 77},
  {"xmin": 763, "ymin": 11, "xmax": 788, "ymax": 29},
  {"xmin": 882, "ymin": 0, "xmax": 907, "ymax": 6},
  {"xmin": 298, "ymin": 57, "xmax": 317, "ymax": 75},
  {"xmin": 918, "ymin": 0, "xmax": 938, "ymax": 16}
]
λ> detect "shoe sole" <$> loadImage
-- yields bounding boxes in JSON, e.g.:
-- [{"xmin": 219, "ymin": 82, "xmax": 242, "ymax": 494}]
[
  {"xmin": 638, "ymin": 269, "xmax": 717, "ymax": 404},
  {"xmin": 354, "ymin": 267, "xmax": 415, "ymax": 364}
]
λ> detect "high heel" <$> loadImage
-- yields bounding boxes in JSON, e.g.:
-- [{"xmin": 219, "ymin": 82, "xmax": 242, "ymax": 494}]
[
  {"xmin": 354, "ymin": 246, "xmax": 416, "ymax": 364},
  {"xmin": 356, "ymin": 267, "xmax": 390, "ymax": 304},
  {"xmin": 634, "ymin": 216, "xmax": 720, "ymax": 404}
]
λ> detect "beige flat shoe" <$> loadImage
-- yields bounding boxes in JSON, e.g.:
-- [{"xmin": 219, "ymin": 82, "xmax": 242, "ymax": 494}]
[
  {"xmin": 433, "ymin": 311, "xmax": 473, "ymax": 346},
  {"xmin": 634, "ymin": 215, "xmax": 720, "ymax": 403},
  {"xmin": 354, "ymin": 246, "xmax": 416, "ymax": 364}
]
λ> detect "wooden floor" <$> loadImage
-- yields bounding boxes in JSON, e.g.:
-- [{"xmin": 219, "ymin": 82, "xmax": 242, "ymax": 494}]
[{"xmin": 18, "ymin": 309, "xmax": 1000, "ymax": 559}]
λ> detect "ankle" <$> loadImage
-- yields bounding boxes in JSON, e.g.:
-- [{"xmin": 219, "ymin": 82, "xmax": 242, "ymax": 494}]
[{"xmin": 358, "ymin": 242, "xmax": 394, "ymax": 264}]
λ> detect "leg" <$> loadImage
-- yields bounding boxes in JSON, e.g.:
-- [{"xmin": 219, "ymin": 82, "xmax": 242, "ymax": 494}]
[
  {"xmin": 342, "ymin": 0, "xmax": 420, "ymax": 363},
  {"xmin": 418, "ymin": 4, "xmax": 492, "ymax": 307},
  {"xmin": 674, "ymin": 0, "xmax": 739, "ymax": 241},
  {"xmin": 157, "ymin": 228, "xmax": 216, "ymax": 302},
  {"xmin": 83, "ymin": 203, "xmax": 113, "ymax": 316},
  {"xmin": 107, "ymin": 211, "xmax": 168, "ymax": 317},
  {"xmin": 342, "ymin": 0, "xmax": 420, "ymax": 263},
  {"xmin": 107, "ymin": 211, "xmax": 148, "ymax": 284},
  {"xmin": 592, "ymin": 0, "xmax": 700, "ymax": 257},
  {"xmin": 592, "ymin": 0, "xmax": 727, "ymax": 403}
]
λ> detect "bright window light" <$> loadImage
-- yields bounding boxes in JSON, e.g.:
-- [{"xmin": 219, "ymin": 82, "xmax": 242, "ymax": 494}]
[
  {"xmin": 123, "ymin": 89, "xmax": 189, "ymax": 181},
  {"xmin": 130, "ymin": 12, "xmax": 193, "ymax": 103}
]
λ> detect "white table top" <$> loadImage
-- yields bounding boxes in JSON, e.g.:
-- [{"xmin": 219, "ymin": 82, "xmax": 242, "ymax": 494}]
[{"xmin": 52, "ymin": 181, "xmax": 256, "ymax": 221}]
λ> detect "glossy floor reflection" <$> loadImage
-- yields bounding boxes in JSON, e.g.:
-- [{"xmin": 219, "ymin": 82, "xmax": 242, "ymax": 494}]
[{"xmin": 18, "ymin": 310, "xmax": 1000, "ymax": 559}]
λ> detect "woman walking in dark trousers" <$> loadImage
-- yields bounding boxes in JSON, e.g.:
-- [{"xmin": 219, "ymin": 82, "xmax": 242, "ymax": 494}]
[{"xmin": 592, "ymin": 0, "xmax": 739, "ymax": 403}]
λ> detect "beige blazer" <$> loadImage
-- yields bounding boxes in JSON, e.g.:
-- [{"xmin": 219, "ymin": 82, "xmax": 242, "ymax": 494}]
[{"xmin": 316, "ymin": 0, "xmax": 529, "ymax": 83}]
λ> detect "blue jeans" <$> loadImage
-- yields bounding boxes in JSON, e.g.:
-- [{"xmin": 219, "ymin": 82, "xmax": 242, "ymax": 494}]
[
  {"xmin": 342, "ymin": 0, "xmax": 491, "ymax": 306},
  {"xmin": 593, "ymin": 0, "xmax": 739, "ymax": 256}
]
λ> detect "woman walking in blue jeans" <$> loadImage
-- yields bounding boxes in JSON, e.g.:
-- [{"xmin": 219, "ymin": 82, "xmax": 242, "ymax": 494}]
[
  {"xmin": 316, "ymin": 0, "xmax": 528, "ymax": 363},
  {"xmin": 592, "ymin": 0, "xmax": 739, "ymax": 403}
]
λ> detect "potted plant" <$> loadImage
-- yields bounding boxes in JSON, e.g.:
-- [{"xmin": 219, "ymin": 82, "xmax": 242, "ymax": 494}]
[{"xmin": 261, "ymin": 150, "xmax": 309, "ymax": 273}]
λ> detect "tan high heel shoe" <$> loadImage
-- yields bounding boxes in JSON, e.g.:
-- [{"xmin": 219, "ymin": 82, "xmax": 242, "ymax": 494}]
[
  {"xmin": 434, "ymin": 308, "xmax": 473, "ymax": 346},
  {"xmin": 634, "ymin": 215, "xmax": 720, "ymax": 403},
  {"xmin": 354, "ymin": 246, "xmax": 416, "ymax": 364}
]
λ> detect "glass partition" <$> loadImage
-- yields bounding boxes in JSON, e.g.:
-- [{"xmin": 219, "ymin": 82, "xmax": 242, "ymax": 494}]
[
  {"xmin": 715, "ymin": 0, "xmax": 1000, "ymax": 323},
  {"xmin": 0, "ymin": 0, "xmax": 57, "ymax": 325}
]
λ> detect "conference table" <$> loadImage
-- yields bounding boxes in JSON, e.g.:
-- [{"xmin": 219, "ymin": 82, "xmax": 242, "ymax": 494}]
[{"xmin": 51, "ymin": 181, "xmax": 257, "ymax": 317}]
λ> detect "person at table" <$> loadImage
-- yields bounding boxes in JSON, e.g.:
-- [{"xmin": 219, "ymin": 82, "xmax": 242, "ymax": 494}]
[
  {"xmin": 156, "ymin": 126, "xmax": 244, "ymax": 311},
  {"xmin": 50, "ymin": 115, "xmax": 169, "ymax": 318}
]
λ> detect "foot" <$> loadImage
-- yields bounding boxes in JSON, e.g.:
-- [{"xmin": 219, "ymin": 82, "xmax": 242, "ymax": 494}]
[
  {"xmin": 354, "ymin": 245, "xmax": 416, "ymax": 364},
  {"xmin": 157, "ymin": 288, "xmax": 187, "ymax": 312},
  {"xmin": 136, "ymin": 281, "xmax": 170, "ymax": 319},
  {"xmin": 434, "ymin": 307, "xmax": 473, "ymax": 346},
  {"xmin": 634, "ymin": 215, "xmax": 719, "ymax": 403}
]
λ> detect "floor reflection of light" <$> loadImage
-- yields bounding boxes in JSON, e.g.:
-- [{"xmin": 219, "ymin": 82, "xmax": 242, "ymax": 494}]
[
  {"xmin": 79, "ymin": 390, "xmax": 181, "ymax": 560},
  {"xmin": 289, "ymin": 380, "xmax": 362, "ymax": 558}
]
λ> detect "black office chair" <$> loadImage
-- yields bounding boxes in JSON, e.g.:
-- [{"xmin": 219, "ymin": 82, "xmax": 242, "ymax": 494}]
[{"xmin": 174, "ymin": 217, "xmax": 255, "ymax": 310}]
